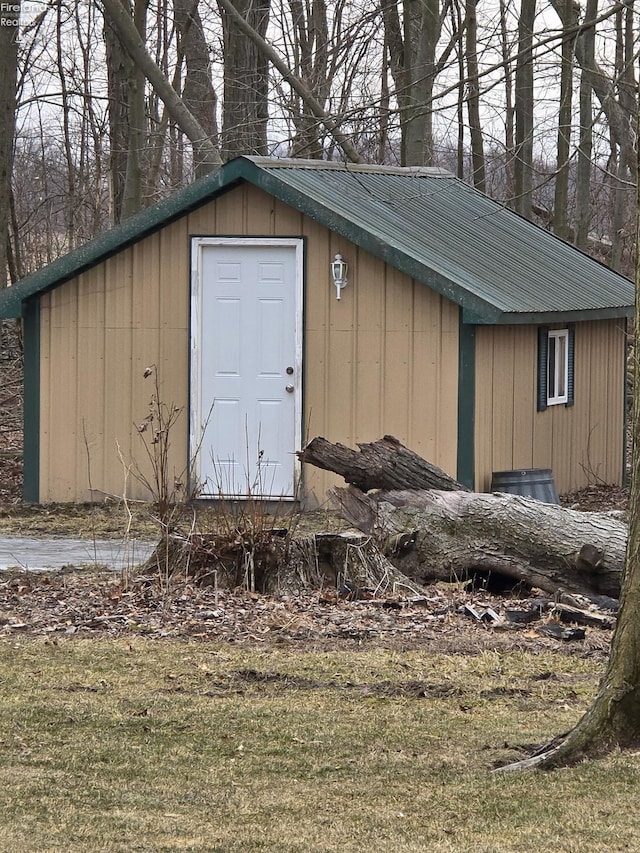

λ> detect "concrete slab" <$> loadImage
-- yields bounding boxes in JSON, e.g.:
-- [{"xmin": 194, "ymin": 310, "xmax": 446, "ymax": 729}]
[{"xmin": 0, "ymin": 537, "xmax": 156, "ymax": 572}]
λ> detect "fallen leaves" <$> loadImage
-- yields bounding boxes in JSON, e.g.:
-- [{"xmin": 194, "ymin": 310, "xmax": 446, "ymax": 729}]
[{"xmin": 0, "ymin": 567, "xmax": 615, "ymax": 656}]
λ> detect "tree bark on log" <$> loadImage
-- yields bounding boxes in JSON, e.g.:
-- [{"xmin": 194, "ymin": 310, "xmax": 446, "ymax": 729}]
[
  {"xmin": 298, "ymin": 435, "xmax": 470, "ymax": 492},
  {"xmin": 329, "ymin": 487, "xmax": 627, "ymax": 599}
]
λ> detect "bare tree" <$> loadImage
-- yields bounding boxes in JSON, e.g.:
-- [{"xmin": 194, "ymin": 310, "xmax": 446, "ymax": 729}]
[
  {"xmin": 285, "ymin": 0, "xmax": 329, "ymax": 159},
  {"xmin": 218, "ymin": 0, "xmax": 271, "ymax": 160},
  {"xmin": 552, "ymin": 0, "xmax": 578, "ymax": 239},
  {"xmin": 513, "ymin": 0, "xmax": 535, "ymax": 218},
  {"xmin": 552, "ymin": 0, "xmax": 636, "ymax": 174},
  {"xmin": 174, "ymin": 0, "xmax": 219, "ymax": 178},
  {"xmin": 217, "ymin": 0, "xmax": 364, "ymax": 163},
  {"xmin": 0, "ymin": 2, "xmax": 19, "ymax": 289},
  {"xmin": 100, "ymin": 0, "xmax": 221, "ymax": 175},
  {"xmin": 499, "ymin": 0, "xmax": 516, "ymax": 200},
  {"xmin": 5, "ymin": 0, "xmax": 638, "ymax": 279},
  {"xmin": 574, "ymin": 0, "xmax": 596, "ymax": 250},
  {"xmin": 381, "ymin": 0, "xmax": 444, "ymax": 166},
  {"xmin": 105, "ymin": 0, "xmax": 149, "ymax": 222},
  {"xmin": 608, "ymin": 3, "xmax": 636, "ymax": 270},
  {"xmin": 465, "ymin": 0, "xmax": 485, "ymax": 190}
]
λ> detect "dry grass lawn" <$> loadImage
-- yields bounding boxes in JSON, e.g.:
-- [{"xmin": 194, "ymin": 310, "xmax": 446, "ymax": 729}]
[{"xmin": 0, "ymin": 637, "xmax": 639, "ymax": 852}]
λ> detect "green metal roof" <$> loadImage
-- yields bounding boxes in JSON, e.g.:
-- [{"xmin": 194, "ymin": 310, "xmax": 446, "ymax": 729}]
[{"xmin": 1, "ymin": 155, "xmax": 633, "ymax": 323}]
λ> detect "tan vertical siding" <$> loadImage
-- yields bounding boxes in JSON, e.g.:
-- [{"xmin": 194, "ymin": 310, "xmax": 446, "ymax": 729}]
[
  {"xmin": 131, "ymin": 230, "xmax": 162, "ymax": 428},
  {"xmin": 299, "ymin": 214, "xmax": 332, "ymax": 500},
  {"xmin": 475, "ymin": 319, "xmax": 627, "ymax": 495},
  {"xmin": 102, "ymin": 251, "xmax": 134, "ymax": 489},
  {"xmin": 382, "ymin": 265, "xmax": 412, "ymax": 439},
  {"xmin": 40, "ymin": 225, "xmax": 189, "ymax": 501},
  {"xmin": 39, "ymin": 183, "xmax": 460, "ymax": 503},
  {"xmin": 41, "ymin": 281, "xmax": 80, "ymax": 500},
  {"xmin": 75, "ymin": 267, "xmax": 107, "ymax": 497},
  {"xmin": 300, "ymin": 235, "xmax": 459, "ymax": 502},
  {"xmin": 511, "ymin": 330, "xmax": 536, "ymax": 468},
  {"xmin": 353, "ymin": 248, "xmax": 385, "ymax": 441},
  {"xmin": 490, "ymin": 326, "xmax": 516, "ymax": 473},
  {"xmin": 186, "ymin": 203, "xmax": 216, "ymax": 235},
  {"xmin": 214, "ymin": 186, "xmax": 246, "ymax": 232}
]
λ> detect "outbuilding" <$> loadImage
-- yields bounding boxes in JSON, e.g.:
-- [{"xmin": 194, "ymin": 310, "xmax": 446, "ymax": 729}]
[{"xmin": 0, "ymin": 156, "xmax": 633, "ymax": 504}]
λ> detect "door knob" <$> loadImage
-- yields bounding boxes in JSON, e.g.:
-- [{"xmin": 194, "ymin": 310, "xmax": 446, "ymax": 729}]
[{"xmin": 285, "ymin": 385, "xmax": 294, "ymax": 393}]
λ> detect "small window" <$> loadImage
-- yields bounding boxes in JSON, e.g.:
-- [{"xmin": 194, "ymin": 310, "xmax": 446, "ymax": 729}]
[
  {"xmin": 537, "ymin": 326, "xmax": 574, "ymax": 412},
  {"xmin": 547, "ymin": 330, "xmax": 568, "ymax": 404}
]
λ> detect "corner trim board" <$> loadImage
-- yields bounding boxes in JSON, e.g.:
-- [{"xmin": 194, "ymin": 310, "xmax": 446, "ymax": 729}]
[
  {"xmin": 22, "ymin": 299, "xmax": 40, "ymax": 503},
  {"xmin": 457, "ymin": 318, "xmax": 475, "ymax": 489}
]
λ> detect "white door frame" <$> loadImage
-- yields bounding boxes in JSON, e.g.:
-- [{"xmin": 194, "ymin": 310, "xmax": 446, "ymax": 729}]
[{"xmin": 190, "ymin": 236, "xmax": 304, "ymax": 498}]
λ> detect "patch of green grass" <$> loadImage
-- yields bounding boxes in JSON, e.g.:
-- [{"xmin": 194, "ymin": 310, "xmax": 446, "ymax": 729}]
[
  {"xmin": 0, "ymin": 639, "xmax": 637, "ymax": 852},
  {"xmin": 0, "ymin": 502, "xmax": 159, "ymax": 539},
  {"xmin": 0, "ymin": 502, "xmax": 347, "ymax": 542}
]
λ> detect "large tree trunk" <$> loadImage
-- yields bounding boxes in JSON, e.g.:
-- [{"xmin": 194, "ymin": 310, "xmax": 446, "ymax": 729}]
[
  {"xmin": 465, "ymin": 0, "xmax": 485, "ymax": 191},
  {"xmin": 287, "ymin": 0, "xmax": 329, "ymax": 159},
  {"xmin": 174, "ymin": 0, "xmax": 219, "ymax": 179},
  {"xmin": 574, "ymin": 0, "xmax": 596, "ymax": 251},
  {"xmin": 0, "ymin": 0, "xmax": 19, "ymax": 290},
  {"xmin": 498, "ymin": 106, "xmax": 640, "ymax": 773},
  {"xmin": 218, "ymin": 0, "xmax": 271, "ymax": 159},
  {"xmin": 103, "ymin": 0, "xmax": 152, "ymax": 220},
  {"xmin": 216, "ymin": 0, "xmax": 363, "ymax": 164},
  {"xmin": 550, "ymin": 0, "xmax": 636, "ymax": 176},
  {"xmin": 552, "ymin": 0, "xmax": 577, "ymax": 240},
  {"xmin": 330, "ymin": 487, "xmax": 627, "ymax": 600},
  {"xmin": 101, "ymin": 0, "xmax": 222, "ymax": 173},
  {"xmin": 300, "ymin": 435, "xmax": 627, "ymax": 598},
  {"xmin": 513, "ymin": 0, "xmax": 535, "ymax": 218}
]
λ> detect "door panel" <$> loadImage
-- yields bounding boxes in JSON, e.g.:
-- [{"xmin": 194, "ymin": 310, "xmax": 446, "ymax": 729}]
[{"xmin": 191, "ymin": 239, "xmax": 302, "ymax": 498}]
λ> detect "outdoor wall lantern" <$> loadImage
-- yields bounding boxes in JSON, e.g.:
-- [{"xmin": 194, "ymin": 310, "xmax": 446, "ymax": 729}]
[{"xmin": 331, "ymin": 253, "xmax": 348, "ymax": 300}]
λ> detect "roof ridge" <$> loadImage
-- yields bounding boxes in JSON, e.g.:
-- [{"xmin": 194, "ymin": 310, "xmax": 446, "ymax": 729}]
[{"xmin": 245, "ymin": 155, "xmax": 453, "ymax": 178}]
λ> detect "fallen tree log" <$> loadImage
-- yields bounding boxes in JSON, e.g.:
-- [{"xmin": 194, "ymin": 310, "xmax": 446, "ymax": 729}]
[
  {"xmin": 329, "ymin": 487, "xmax": 627, "ymax": 599},
  {"xmin": 298, "ymin": 435, "xmax": 469, "ymax": 492}
]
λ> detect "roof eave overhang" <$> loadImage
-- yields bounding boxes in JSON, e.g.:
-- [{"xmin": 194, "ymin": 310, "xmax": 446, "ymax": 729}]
[{"xmin": 464, "ymin": 305, "xmax": 633, "ymax": 325}]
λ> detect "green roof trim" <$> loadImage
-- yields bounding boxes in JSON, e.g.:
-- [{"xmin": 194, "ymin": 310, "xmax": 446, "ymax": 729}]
[
  {"xmin": 1, "ymin": 155, "xmax": 634, "ymax": 323},
  {"xmin": 456, "ymin": 316, "xmax": 476, "ymax": 488}
]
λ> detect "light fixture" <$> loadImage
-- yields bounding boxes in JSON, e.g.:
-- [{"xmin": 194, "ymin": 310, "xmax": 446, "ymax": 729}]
[{"xmin": 331, "ymin": 253, "xmax": 348, "ymax": 300}]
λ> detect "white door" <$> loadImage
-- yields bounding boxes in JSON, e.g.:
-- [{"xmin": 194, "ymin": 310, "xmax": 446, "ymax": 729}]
[{"xmin": 191, "ymin": 238, "xmax": 303, "ymax": 498}]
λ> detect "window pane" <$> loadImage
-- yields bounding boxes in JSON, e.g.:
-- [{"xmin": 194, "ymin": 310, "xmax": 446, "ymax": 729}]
[
  {"xmin": 557, "ymin": 335, "xmax": 566, "ymax": 397},
  {"xmin": 547, "ymin": 330, "xmax": 568, "ymax": 404}
]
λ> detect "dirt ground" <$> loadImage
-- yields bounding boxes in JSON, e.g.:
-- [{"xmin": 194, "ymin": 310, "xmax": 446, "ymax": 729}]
[
  {"xmin": 0, "ymin": 492, "xmax": 625, "ymax": 656},
  {"xmin": 0, "ymin": 483, "xmax": 624, "ymax": 658},
  {"xmin": 0, "ymin": 558, "xmax": 615, "ymax": 657}
]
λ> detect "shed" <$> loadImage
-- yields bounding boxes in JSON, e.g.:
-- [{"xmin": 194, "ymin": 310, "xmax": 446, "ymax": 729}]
[{"xmin": 0, "ymin": 156, "xmax": 633, "ymax": 504}]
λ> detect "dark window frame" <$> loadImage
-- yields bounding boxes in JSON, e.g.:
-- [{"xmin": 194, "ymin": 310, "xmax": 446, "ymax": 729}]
[{"xmin": 537, "ymin": 325, "xmax": 575, "ymax": 412}]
